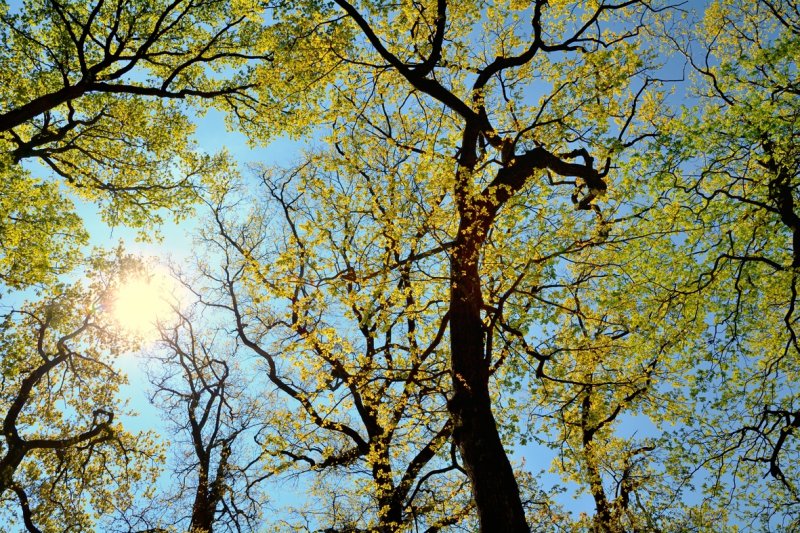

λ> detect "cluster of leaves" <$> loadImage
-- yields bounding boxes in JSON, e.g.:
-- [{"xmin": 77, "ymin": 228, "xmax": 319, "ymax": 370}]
[
  {"xmin": 0, "ymin": 253, "xmax": 163, "ymax": 532},
  {"xmin": 0, "ymin": 0, "xmax": 272, "ymax": 286},
  {"xmin": 0, "ymin": 0, "xmax": 273, "ymax": 530},
  {"xmin": 1, "ymin": 0, "xmax": 800, "ymax": 532}
]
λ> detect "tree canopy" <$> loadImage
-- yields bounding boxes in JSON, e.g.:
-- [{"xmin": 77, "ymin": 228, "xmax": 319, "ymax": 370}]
[
  {"xmin": 0, "ymin": 0, "xmax": 270, "ymax": 288},
  {"xmin": 1, "ymin": 0, "xmax": 800, "ymax": 532}
]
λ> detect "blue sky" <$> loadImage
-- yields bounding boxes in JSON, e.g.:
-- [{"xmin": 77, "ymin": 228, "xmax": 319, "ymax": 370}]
[{"xmin": 5, "ymin": 0, "xmax": 765, "ymax": 528}]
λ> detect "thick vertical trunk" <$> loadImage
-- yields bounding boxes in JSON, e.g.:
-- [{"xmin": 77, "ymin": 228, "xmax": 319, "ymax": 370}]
[
  {"xmin": 373, "ymin": 443, "xmax": 403, "ymax": 532},
  {"xmin": 0, "ymin": 446, "xmax": 25, "ymax": 495},
  {"xmin": 587, "ymin": 463, "xmax": 614, "ymax": 532},
  {"xmin": 448, "ymin": 236, "xmax": 529, "ymax": 532},
  {"xmin": 189, "ymin": 472, "xmax": 214, "ymax": 533}
]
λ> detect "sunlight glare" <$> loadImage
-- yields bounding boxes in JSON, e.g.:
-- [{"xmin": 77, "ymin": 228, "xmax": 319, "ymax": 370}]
[{"xmin": 112, "ymin": 272, "xmax": 177, "ymax": 339}]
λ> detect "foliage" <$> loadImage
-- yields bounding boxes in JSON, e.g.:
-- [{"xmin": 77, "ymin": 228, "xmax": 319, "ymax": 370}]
[
  {"xmin": 0, "ymin": 253, "xmax": 162, "ymax": 531},
  {"xmin": 0, "ymin": 155, "xmax": 86, "ymax": 289},
  {"xmin": 650, "ymin": 0, "xmax": 800, "ymax": 528},
  {"xmin": 0, "ymin": 0, "xmax": 271, "ymax": 289},
  {"xmin": 1, "ymin": 0, "xmax": 799, "ymax": 532}
]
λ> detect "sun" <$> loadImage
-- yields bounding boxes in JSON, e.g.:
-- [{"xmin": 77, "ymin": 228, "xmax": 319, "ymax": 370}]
[{"xmin": 111, "ymin": 273, "xmax": 176, "ymax": 339}]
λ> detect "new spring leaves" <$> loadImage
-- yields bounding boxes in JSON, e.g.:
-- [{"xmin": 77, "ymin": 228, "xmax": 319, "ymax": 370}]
[{"xmin": 1, "ymin": 1, "xmax": 799, "ymax": 532}]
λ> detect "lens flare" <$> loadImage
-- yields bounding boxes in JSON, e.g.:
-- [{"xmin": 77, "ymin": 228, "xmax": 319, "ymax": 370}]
[{"xmin": 112, "ymin": 273, "xmax": 176, "ymax": 339}]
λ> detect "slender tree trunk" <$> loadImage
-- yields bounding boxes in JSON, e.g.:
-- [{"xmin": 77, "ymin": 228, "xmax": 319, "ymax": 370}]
[{"xmin": 448, "ymin": 234, "xmax": 529, "ymax": 532}]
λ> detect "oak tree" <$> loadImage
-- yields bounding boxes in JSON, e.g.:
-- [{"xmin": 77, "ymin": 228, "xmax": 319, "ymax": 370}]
[{"xmin": 254, "ymin": 1, "xmax": 673, "ymax": 529}]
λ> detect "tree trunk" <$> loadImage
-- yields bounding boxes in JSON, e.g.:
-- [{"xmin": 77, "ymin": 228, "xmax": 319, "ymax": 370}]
[
  {"xmin": 448, "ymin": 236, "xmax": 529, "ymax": 533},
  {"xmin": 0, "ymin": 446, "xmax": 25, "ymax": 495},
  {"xmin": 189, "ymin": 471, "xmax": 214, "ymax": 533}
]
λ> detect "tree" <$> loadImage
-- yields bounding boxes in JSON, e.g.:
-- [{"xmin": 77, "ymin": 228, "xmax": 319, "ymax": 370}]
[
  {"xmin": 515, "ymin": 231, "xmax": 734, "ymax": 531},
  {"xmin": 652, "ymin": 0, "xmax": 800, "ymax": 527},
  {"xmin": 0, "ymin": 1, "xmax": 275, "ymax": 528},
  {"xmin": 254, "ymin": 1, "xmax": 673, "ymax": 529},
  {"xmin": 194, "ymin": 165, "xmax": 488, "ymax": 532},
  {"xmin": 140, "ymin": 293, "xmax": 273, "ymax": 533},
  {"xmin": 0, "ymin": 0, "xmax": 271, "ymax": 289},
  {"xmin": 0, "ymin": 254, "xmax": 161, "ymax": 532},
  {"xmin": 6, "ymin": 0, "xmax": 800, "ymax": 530}
]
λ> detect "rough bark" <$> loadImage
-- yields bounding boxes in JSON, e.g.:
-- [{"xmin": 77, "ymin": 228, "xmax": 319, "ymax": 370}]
[{"xmin": 448, "ymin": 227, "xmax": 530, "ymax": 533}]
